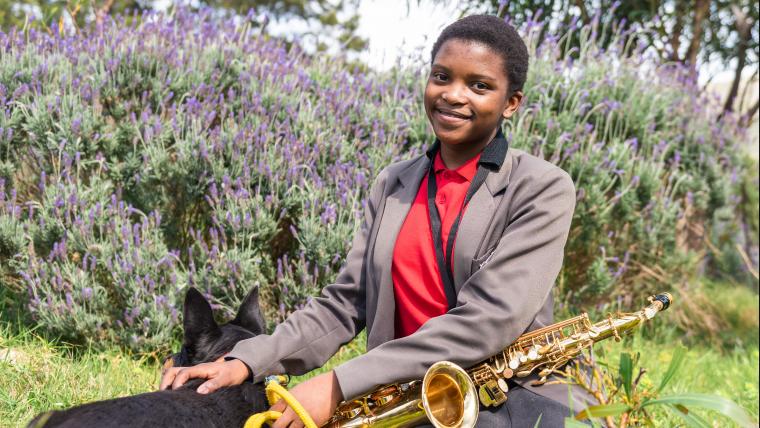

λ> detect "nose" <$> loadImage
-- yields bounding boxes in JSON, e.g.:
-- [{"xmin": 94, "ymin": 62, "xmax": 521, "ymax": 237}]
[{"xmin": 441, "ymin": 83, "xmax": 466, "ymax": 105}]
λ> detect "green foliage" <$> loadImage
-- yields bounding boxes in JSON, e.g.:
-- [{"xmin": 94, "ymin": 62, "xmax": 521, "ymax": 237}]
[
  {"xmin": 0, "ymin": 8, "xmax": 422, "ymax": 352},
  {"xmin": 567, "ymin": 344, "xmax": 757, "ymax": 427},
  {"xmin": 452, "ymin": 0, "xmax": 759, "ymax": 80},
  {"xmin": 0, "ymin": 322, "xmax": 160, "ymax": 426},
  {"xmin": 3, "ymin": 318, "xmax": 756, "ymax": 427},
  {"xmin": 664, "ymin": 279, "xmax": 759, "ymax": 348},
  {"xmin": 510, "ymin": 20, "xmax": 753, "ymax": 306},
  {"xmin": 0, "ymin": 7, "xmax": 754, "ymax": 352}
]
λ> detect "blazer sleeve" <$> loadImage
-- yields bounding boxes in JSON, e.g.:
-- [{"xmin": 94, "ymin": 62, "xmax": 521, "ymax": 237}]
[
  {"xmin": 333, "ymin": 166, "xmax": 576, "ymax": 400},
  {"xmin": 225, "ymin": 168, "xmax": 388, "ymax": 384}
]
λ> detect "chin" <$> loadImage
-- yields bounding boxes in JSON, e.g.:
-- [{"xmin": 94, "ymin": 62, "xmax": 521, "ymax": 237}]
[{"xmin": 434, "ymin": 129, "xmax": 474, "ymax": 146}]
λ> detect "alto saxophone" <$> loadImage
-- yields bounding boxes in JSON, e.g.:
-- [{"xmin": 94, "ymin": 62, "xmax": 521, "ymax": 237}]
[{"xmin": 324, "ymin": 293, "xmax": 673, "ymax": 428}]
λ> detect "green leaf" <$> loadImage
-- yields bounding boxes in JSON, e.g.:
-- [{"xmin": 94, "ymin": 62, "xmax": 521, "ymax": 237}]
[
  {"xmin": 532, "ymin": 414, "xmax": 542, "ymax": 428},
  {"xmin": 657, "ymin": 344, "xmax": 686, "ymax": 392},
  {"xmin": 642, "ymin": 393, "xmax": 756, "ymax": 427},
  {"xmin": 575, "ymin": 403, "xmax": 631, "ymax": 420},
  {"xmin": 619, "ymin": 352, "xmax": 633, "ymax": 400},
  {"xmin": 664, "ymin": 403, "xmax": 712, "ymax": 428}
]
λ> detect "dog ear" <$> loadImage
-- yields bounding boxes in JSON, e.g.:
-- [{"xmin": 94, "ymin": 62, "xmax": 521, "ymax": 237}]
[
  {"xmin": 183, "ymin": 287, "xmax": 221, "ymax": 346},
  {"xmin": 231, "ymin": 286, "xmax": 266, "ymax": 335}
]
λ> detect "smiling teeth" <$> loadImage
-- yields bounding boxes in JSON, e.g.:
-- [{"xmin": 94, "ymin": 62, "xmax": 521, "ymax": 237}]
[{"xmin": 439, "ymin": 110, "xmax": 469, "ymax": 119}]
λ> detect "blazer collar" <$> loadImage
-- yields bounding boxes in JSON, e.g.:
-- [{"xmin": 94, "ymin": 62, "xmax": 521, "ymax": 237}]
[
  {"xmin": 425, "ymin": 128, "xmax": 509, "ymax": 169},
  {"xmin": 414, "ymin": 128, "xmax": 512, "ymax": 195}
]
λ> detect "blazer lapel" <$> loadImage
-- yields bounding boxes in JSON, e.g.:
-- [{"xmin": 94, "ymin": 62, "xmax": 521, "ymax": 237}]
[
  {"xmin": 370, "ymin": 156, "xmax": 429, "ymax": 346},
  {"xmin": 454, "ymin": 149, "xmax": 514, "ymax": 288},
  {"xmin": 454, "ymin": 187, "xmax": 495, "ymax": 288}
]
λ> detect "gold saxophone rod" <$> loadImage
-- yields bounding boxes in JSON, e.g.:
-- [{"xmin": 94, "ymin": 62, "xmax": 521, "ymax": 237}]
[{"xmin": 325, "ymin": 292, "xmax": 674, "ymax": 427}]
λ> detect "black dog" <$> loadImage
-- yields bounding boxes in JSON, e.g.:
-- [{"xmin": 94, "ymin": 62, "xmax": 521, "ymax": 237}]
[{"xmin": 28, "ymin": 287, "xmax": 269, "ymax": 428}]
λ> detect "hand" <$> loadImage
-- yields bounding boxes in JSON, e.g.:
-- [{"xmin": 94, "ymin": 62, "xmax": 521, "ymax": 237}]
[
  {"xmin": 270, "ymin": 371, "xmax": 343, "ymax": 428},
  {"xmin": 159, "ymin": 358, "xmax": 251, "ymax": 394}
]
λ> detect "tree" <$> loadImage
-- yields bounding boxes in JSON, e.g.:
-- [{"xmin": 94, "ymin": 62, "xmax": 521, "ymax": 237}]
[
  {"xmin": 0, "ymin": 0, "xmax": 367, "ymax": 55},
  {"xmin": 0, "ymin": 0, "xmax": 150, "ymax": 31},
  {"xmin": 201, "ymin": 0, "xmax": 367, "ymax": 52},
  {"xmin": 439, "ymin": 0, "xmax": 759, "ymax": 119}
]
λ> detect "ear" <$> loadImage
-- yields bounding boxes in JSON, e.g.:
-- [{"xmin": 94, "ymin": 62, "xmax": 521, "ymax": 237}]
[
  {"xmin": 183, "ymin": 287, "xmax": 221, "ymax": 346},
  {"xmin": 231, "ymin": 286, "xmax": 266, "ymax": 335},
  {"xmin": 502, "ymin": 90, "xmax": 523, "ymax": 120}
]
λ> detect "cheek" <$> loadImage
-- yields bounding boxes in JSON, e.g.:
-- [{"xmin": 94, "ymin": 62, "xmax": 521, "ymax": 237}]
[
  {"xmin": 478, "ymin": 97, "xmax": 507, "ymax": 120},
  {"xmin": 423, "ymin": 84, "xmax": 434, "ymax": 107},
  {"xmin": 423, "ymin": 86, "xmax": 436, "ymax": 117}
]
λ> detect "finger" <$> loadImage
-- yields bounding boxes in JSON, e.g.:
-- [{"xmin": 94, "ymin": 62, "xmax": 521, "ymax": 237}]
[
  {"xmin": 172, "ymin": 366, "xmax": 212, "ymax": 391},
  {"xmin": 271, "ymin": 406, "xmax": 295, "ymax": 428},
  {"xmin": 159, "ymin": 367, "xmax": 182, "ymax": 390},
  {"xmin": 197, "ymin": 379, "xmax": 219, "ymax": 395},
  {"xmin": 269, "ymin": 398, "xmax": 287, "ymax": 413}
]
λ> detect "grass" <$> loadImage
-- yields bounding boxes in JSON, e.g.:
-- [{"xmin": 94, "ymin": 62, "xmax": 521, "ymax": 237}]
[
  {"xmin": 2, "ymin": 323, "xmax": 757, "ymax": 427},
  {"xmin": 1, "ymin": 280, "xmax": 757, "ymax": 427},
  {"xmin": 0, "ymin": 323, "xmax": 158, "ymax": 427},
  {"xmin": 596, "ymin": 334, "xmax": 759, "ymax": 426},
  {"xmin": 0, "ymin": 321, "xmax": 366, "ymax": 427}
]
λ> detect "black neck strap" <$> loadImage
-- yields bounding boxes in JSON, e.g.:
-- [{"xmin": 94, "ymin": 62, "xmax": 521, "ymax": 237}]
[{"xmin": 425, "ymin": 129, "xmax": 509, "ymax": 309}]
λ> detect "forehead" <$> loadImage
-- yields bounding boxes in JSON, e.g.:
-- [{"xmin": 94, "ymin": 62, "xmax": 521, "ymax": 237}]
[{"xmin": 432, "ymin": 39, "xmax": 506, "ymax": 79}]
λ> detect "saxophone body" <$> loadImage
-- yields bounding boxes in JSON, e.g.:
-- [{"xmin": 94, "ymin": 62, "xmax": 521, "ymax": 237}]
[{"xmin": 324, "ymin": 293, "xmax": 673, "ymax": 428}]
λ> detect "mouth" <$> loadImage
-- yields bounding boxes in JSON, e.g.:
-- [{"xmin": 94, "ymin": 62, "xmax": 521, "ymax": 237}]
[{"xmin": 433, "ymin": 108, "xmax": 472, "ymax": 126}]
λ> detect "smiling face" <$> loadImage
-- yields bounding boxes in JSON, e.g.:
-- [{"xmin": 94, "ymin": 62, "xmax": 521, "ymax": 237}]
[{"xmin": 424, "ymin": 39, "xmax": 522, "ymax": 154}]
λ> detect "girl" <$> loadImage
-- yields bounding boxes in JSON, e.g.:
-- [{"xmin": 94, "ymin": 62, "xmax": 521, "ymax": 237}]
[{"xmin": 161, "ymin": 14, "xmax": 593, "ymax": 427}]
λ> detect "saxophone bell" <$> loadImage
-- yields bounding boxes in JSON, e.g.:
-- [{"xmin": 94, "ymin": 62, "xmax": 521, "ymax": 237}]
[{"xmin": 421, "ymin": 361, "xmax": 479, "ymax": 428}]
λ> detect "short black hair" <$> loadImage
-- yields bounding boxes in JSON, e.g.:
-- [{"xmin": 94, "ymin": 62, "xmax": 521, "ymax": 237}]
[{"xmin": 431, "ymin": 15, "xmax": 529, "ymax": 96}]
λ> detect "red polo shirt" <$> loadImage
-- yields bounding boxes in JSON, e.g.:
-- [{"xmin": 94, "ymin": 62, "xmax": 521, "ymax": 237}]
[{"xmin": 392, "ymin": 151, "xmax": 481, "ymax": 338}]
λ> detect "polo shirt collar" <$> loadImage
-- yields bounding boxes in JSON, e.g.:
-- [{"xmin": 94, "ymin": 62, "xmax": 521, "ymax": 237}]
[
  {"xmin": 433, "ymin": 151, "xmax": 480, "ymax": 182},
  {"xmin": 425, "ymin": 128, "xmax": 509, "ymax": 172}
]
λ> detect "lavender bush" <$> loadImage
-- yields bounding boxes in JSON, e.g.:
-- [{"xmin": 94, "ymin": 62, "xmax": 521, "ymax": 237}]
[
  {"xmin": 0, "ymin": 8, "xmax": 752, "ymax": 351},
  {"xmin": 511, "ymin": 17, "xmax": 755, "ymax": 305}
]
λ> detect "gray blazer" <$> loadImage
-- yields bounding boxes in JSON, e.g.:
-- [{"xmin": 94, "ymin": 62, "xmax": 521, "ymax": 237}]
[{"xmin": 227, "ymin": 147, "xmax": 596, "ymax": 411}]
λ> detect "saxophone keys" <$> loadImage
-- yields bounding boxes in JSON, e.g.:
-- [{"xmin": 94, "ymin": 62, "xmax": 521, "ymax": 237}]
[
  {"xmin": 531, "ymin": 377, "xmax": 547, "ymax": 386},
  {"xmin": 516, "ymin": 370, "xmax": 533, "ymax": 378},
  {"xmin": 509, "ymin": 357, "xmax": 520, "ymax": 369},
  {"xmin": 527, "ymin": 346, "xmax": 540, "ymax": 360},
  {"xmin": 497, "ymin": 378, "xmax": 509, "ymax": 393},
  {"xmin": 518, "ymin": 352, "xmax": 528, "ymax": 363},
  {"xmin": 538, "ymin": 368, "xmax": 553, "ymax": 377},
  {"xmin": 501, "ymin": 368, "xmax": 514, "ymax": 379},
  {"xmin": 493, "ymin": 357, "xmax": 506, "ymax": 372}
]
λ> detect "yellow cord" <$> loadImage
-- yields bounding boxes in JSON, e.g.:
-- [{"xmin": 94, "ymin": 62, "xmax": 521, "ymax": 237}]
[{"xmin": 244, "ymin": 377, "xmax": 318, "ymax": 428}]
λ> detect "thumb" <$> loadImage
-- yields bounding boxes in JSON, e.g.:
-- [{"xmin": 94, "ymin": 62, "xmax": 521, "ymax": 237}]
[{"xmin": 197, "ymin": 379, "xmax": 218, "ymax": 395}]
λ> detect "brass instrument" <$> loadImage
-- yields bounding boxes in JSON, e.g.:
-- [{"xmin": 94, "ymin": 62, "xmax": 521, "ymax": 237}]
[{"xmin": 325, "ymin": 293, "xmax": 673, "ymax": 428}]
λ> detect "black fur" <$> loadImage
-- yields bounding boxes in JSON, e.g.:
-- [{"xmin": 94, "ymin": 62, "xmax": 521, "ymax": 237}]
[{"xmin": 27, "ymin": 287, "xmax": 269, "ymax": 428}]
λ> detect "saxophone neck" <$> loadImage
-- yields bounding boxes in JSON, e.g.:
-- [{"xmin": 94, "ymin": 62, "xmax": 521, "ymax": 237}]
[{"xmin": 643, "ymin": 292, "xmax": 673, "ymax": 319}]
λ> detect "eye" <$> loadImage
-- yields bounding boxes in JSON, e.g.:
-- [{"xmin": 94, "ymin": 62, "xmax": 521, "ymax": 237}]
[
  {"xmin": 472, "ymin": 82, "xmax": 489, "ymax": 91},
  {"xmin": 431, "ymin": 72, "xmax": 448, "ymax": 82}
]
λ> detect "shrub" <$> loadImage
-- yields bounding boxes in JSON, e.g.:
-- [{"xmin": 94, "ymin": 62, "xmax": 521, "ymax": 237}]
[{"xmin": 0, "ymin": 8, "xmax": 753, "ymax": 351}]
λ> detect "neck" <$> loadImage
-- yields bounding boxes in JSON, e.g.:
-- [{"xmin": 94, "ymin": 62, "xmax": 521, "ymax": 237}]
[{"xmin": 439, "ymin": 128, "xmax": 499, "ymax": 169}]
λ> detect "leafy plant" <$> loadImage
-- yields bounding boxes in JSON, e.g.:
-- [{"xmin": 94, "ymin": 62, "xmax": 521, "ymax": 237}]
[
  {"xmin": 0, "ymin": 6, "xmax": 754, "ymax": 352},
  {"xmin": 563, "ymin": 345, "xmax": 756, "ymax": 427}
]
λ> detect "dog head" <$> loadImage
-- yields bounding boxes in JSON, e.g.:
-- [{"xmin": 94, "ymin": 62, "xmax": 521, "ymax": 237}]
[{"xmin": 163, "ymin": 287, "xmax": 266, "ymax": 370}]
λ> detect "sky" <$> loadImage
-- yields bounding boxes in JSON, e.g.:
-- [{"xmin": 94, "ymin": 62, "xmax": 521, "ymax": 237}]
[
  {"xmin": 150, "ymin": 0, "xmax": 745, "ymax": 84},
  {"xmin": 354, "ymin": 0, "xmax": 467, "ymax": 71},
  {"xmin": 151, "ymin": 0, "xmax": 468, "ymax": 71}
]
